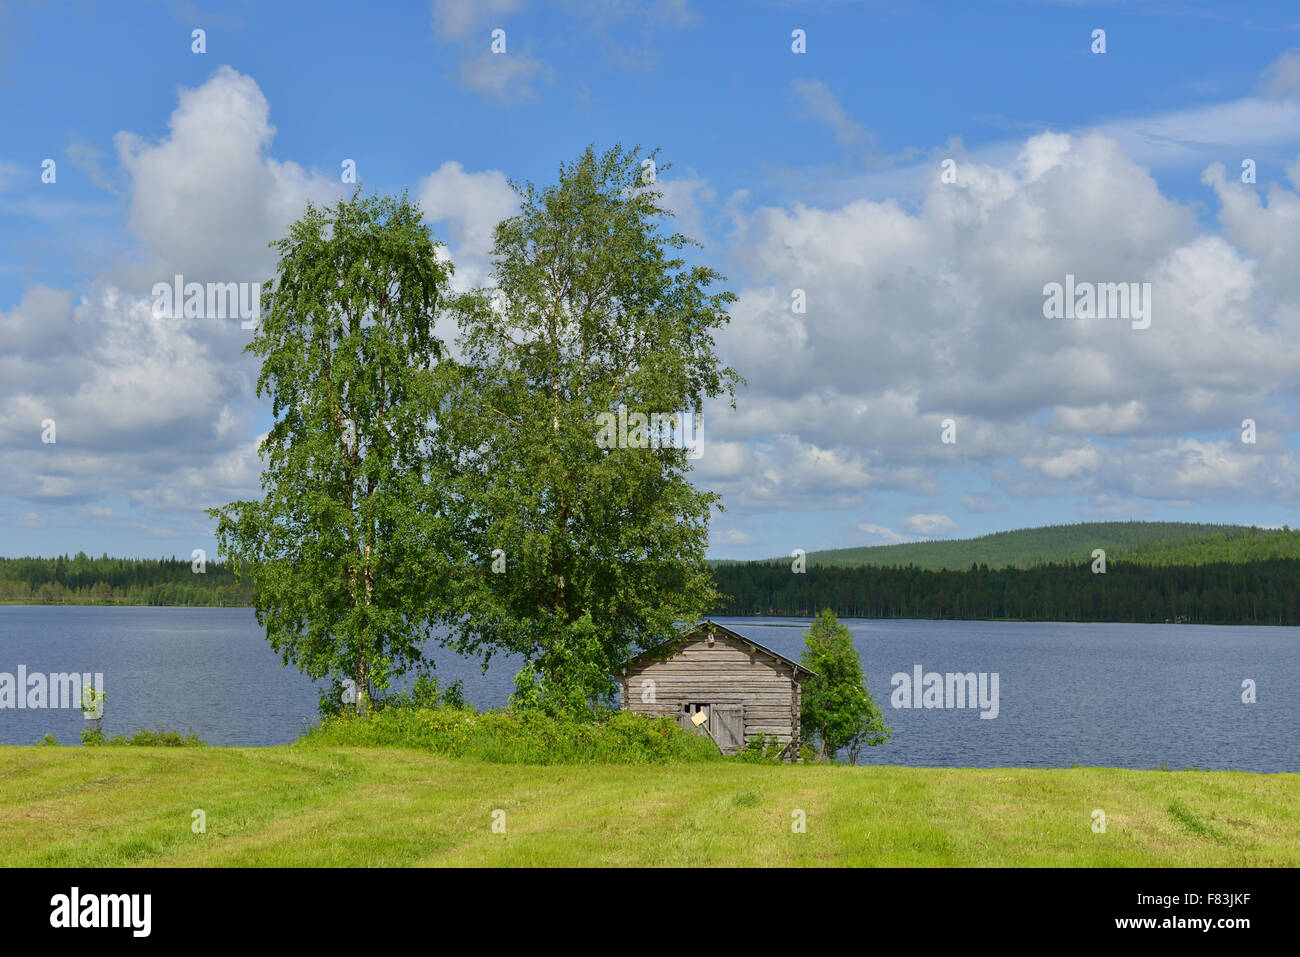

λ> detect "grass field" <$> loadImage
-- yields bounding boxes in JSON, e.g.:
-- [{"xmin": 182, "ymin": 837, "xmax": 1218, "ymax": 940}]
[{"xmin": 1, "ymin": 745, "xmax": 1296, "ymax": 866}]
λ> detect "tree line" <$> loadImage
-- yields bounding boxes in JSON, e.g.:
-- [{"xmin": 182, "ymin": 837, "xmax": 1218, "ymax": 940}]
[
  {"xmin": 710, "ymin": 558, "xmax": 1300, "ymax": 625},
  {"xmin": 10, "ymin": 548, "xmax": 1298, "ymax": 628},
  {"xmin": 0, "ymin": 554, "xmax": 252, "ymax": 606}
]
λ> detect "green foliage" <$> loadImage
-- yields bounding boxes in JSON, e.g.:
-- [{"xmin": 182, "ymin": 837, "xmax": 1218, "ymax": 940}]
[
  {"xmin": 39, "ymin": 733, "xmax": 59, "ymax": 746},
  {"xmin": 731, "ymin": 733, "xmax": 785, "ymax": 763},
  {"xmin": 713, "ymin": 556, "xmax": 1300, "ymax": 625},
  {"xmin": 208, "ymin": 190, "xmax": 455, "ymax": 706},
  {"xmin": 300, "ymin": 703, "xmax": 721, "ymax": 764},
  {"xmin": 80, "ymin": 685, "xmax": 104, "ymax": 717},
  {"xmin": 0, "ymin": 553, "xmax": 252, "ymax": 605},
  {"xmin": 317, "ymin": 669, "xmax": 465, "ymax": 719},
  {"xmin": 383, "ymin": 672, "xmax": 465, "ymax": 712},
  {"xmin": 80, "ymin": 726, "xmax": 204, "ymax": 747},
  {"xmin": 507, "ymin": 615, "xmax": 617, "ymax": 717},
  {"xmin": 432, "ymin": 143, "xmax": 740, "ymax": 701},
  {"xmin": 799, "ymin": 609, "xmax": 890, "ymax": 762}
]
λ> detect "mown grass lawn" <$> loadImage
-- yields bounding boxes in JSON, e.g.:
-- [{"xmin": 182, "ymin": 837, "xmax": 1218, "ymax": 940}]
[{"xmin": 0, "ymin": 745, "xmax": 1295, "ymax": 866}]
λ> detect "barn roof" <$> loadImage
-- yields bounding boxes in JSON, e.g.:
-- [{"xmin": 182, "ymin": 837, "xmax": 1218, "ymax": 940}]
[{"xmin": 621, "ymin": 619, "xmax": 815, "ymax": 679}]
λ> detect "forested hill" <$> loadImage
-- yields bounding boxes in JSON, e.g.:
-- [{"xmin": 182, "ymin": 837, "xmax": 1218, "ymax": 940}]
[
  {"xmin": 6, "ymin": 523, "xmax": 1300, "ymax": 623},
  {"xmin": 709, "ymin": 558, "xmax": 1300, "ymax": 625},
  {"xmin": 0, "ymin": 554, "xmax": 252, "ymax": 606},
  {"xmin": 728, "ymin": 522, "xmax": 1299, "ymax": 571}
]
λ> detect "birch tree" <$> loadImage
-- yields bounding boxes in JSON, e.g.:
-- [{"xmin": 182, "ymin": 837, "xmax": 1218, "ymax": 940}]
[{"xmin": 209, "ymin": 192, "xmax": 454, "ymax": 712}]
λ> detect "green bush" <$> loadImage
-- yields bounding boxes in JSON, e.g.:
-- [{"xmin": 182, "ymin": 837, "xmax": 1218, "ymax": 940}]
[
  {"xmin": 299, "ymin": 704, "xmax": 722, "ymax": 765},
  {"xmin": 80, "ymin": 725, "xmax": 204, "ymax": 747},
  {"xmin": 731, "ymin": 733, "xmax": 786, "ymax": 763},
  {"xmin": 317, "ymin": 670, "xmax": 465, "ymax": 719}
]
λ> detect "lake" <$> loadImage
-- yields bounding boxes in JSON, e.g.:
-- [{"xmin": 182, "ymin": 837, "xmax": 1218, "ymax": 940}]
[{"xmin": 0, "ymin": 607, "xmax": 1295, "ymax": 772}]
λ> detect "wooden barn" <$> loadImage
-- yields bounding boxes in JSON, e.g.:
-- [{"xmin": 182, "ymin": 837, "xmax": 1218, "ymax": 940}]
[{"xmin": 617, "ymin": 620, "xmax": 814, "ymax": 760}]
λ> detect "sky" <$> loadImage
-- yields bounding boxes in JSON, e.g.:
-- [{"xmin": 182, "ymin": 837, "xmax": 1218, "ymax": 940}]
[{"xmin": 2, "ymin": 0, "xmax": 1300, "ymax": 561}]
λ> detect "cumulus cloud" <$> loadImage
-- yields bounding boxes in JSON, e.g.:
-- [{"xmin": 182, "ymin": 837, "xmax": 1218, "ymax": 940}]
[
  {"xmin": 115, "ymin": 65, "xmax": 339, "ymax": 285},
  {"xmin": 418, "ymin": 160, "xmax": 518, "ymax": 289},
  {"xmin": 0, "ymin": 68, "xmax": 339, "ymax": 525},
  {"xmin": 701, "ymin": 126, "xmax": 1300, "ymax": 526}
]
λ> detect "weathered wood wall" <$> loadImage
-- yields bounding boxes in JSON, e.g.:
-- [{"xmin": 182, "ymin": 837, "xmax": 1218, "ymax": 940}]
[{"xmin": 619, "ymin": 630, "xmax": 802, "ymax": 757}]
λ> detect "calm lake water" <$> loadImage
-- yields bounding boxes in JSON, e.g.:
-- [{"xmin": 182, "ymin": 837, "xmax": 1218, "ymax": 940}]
[{"xmin": 0, "ymin": 607, "xmax": 1295, "ymax": 772}]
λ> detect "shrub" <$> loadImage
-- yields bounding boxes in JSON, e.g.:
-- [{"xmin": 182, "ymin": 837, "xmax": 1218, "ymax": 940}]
[
  {"xmin": 731, "ymin": 733, "xmax": 786, "ymax": 763},
  {"xmin": 317, "ymin": 670, "xmax": 465, "ymax": 719},
  {"xmin": 299, "ymin": 703, "xmax": 721, "ymax": 765},
  {"xmin": 80, "ymin": 725, "xmax": 204, "ymax": 747}
]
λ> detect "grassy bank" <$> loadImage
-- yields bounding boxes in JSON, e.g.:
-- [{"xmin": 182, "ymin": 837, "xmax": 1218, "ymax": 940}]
[{"xmin": 0, "ymin": 745, "xmax": 1295, "ymax": 866}]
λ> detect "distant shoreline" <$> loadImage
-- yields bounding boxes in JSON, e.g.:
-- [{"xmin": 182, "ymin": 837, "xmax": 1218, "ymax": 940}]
[{"xmin": 2, "ymin": 601, "xmax": 1294, "ymax": 627}]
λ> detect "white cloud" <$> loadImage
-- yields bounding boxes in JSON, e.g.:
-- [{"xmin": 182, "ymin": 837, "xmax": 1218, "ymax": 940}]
[
  {"xmin": 430, "ymin": 1, "xmax": 551, "ymax": 103},
  {"xmin": 901, "ymin": 513, "xmax": 957, "ymax": 537},
  {"xmin": 1258, "ymin": 49, "xmax": 1300, "ymax": 100},
  {"xmin": 432, "ymin": 0, "xmax": 527, "ymax": 42},
  {"xmin": 1024, "ymin": 445, "xmax": 1104, "ymax": 481},
  {"xmin": 718, "ymin": 527, "xmax": 756, "ymax": 546},
  {"xmin": 429, "ymin": 0, "xmax": 698, "ymax": 101},
  {"xmin": 417, "ymin": 160, "xmax": 518, "ymax": 290},
  {"xmin": 457, "ymin": 50, "xmax": 553, "ymax": 104},
  {"xmin": 657, "ymin": 175, "xmax": 716, "ymax": 244},
  {"xmin": 703, "ymin": 126, "xmax": 1300, "ymax": 522},
  {"xmin": 790, "ymin": 79, "xmax": 870, "ymax": 145},
  {"xmin": 115, "ymin": 65, "xmax": 339, "ymax": 284},
  {"xmin": 855, "ymin": 522, "xmax": 907, "ymax": 544},
  {"xmin": 1054, "ymin": 401, "xmax": 1146, "ymax": 435},
  {"xmin": 0, "ymin": 68, "xmax": 338, "ymax": 521}
]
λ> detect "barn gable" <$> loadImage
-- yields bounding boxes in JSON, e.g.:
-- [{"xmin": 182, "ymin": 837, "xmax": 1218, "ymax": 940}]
[{"xmin": 617, "ymin": 620, "xmax": 813, "ymax": 760}]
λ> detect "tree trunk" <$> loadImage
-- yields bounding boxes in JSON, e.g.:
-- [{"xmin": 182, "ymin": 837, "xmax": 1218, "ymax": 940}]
[{"xmin": 354, "ymin": 655, "xmax": 369, "ymax": 716}]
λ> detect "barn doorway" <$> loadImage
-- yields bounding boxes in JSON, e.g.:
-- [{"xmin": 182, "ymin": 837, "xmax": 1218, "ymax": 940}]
[
  {"xmin": 681, "ymin": 702, "xmax": 744, "ymax": 752},
  {"xmin": 710, "ymin": 704, "xmax": 744, "ymax": 752}
]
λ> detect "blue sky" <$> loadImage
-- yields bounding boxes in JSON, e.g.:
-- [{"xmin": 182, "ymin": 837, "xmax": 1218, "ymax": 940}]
[{"xmin": 3, "ymin": 0, "xmax": 1300, "ymax": 560}]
